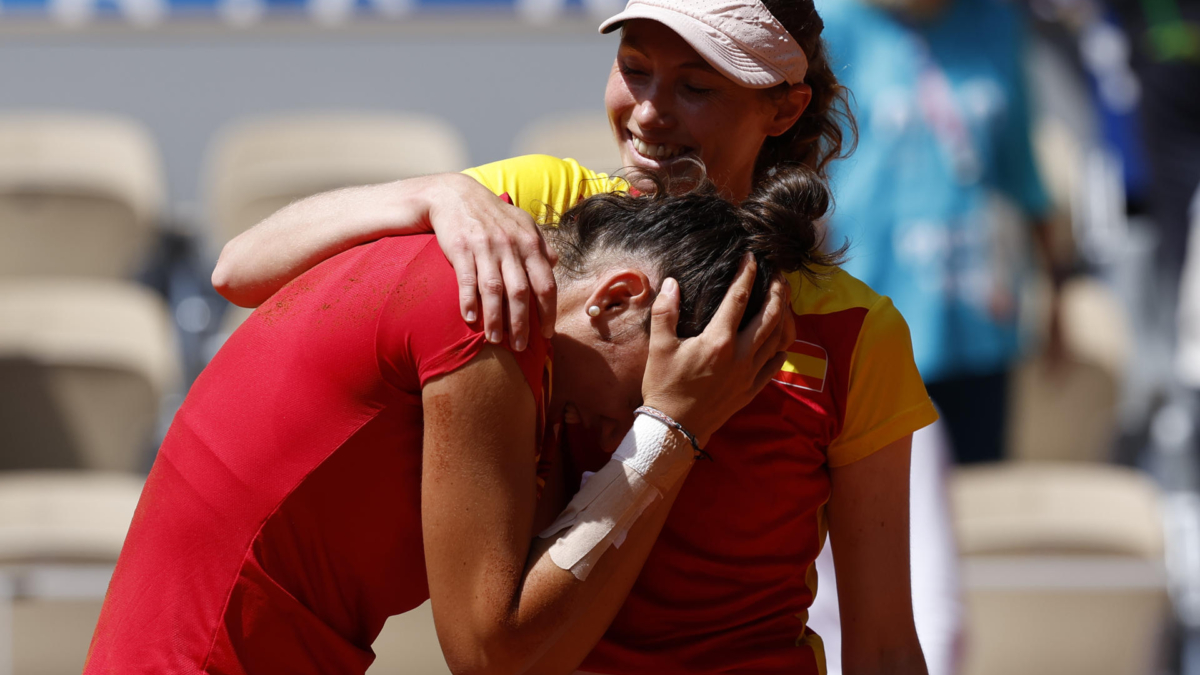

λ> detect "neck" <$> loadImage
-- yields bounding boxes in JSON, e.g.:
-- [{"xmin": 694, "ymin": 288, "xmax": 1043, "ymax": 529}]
[{"xmin": 717, "ymin": 167, "xmax": 755, "ymax": 203}]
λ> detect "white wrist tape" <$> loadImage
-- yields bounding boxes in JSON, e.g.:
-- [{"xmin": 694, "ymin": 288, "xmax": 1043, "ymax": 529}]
[
  {"xmin": 538, "ymin": 415, "xmax": 694, "ymax": 580},
  {"xmin": 613, "ymin": 413, "xmax": 694, "ymax": 493}
]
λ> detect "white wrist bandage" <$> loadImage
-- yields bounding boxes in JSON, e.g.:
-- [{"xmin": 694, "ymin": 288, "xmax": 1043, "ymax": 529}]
[{"xmin": 538, "ymin": 414, "xmax": 694, "ymax": 580}]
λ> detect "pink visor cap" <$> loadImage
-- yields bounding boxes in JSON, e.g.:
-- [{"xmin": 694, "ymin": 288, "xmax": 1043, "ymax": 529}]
[{"xmin": 599, "ymin": 0, "xmax": 809, "ymax": 89}]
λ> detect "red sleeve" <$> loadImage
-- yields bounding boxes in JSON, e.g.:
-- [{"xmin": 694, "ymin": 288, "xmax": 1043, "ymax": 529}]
[{"xmin": 375, "ymin": 235, "xmax": 551, "ymax": 409}]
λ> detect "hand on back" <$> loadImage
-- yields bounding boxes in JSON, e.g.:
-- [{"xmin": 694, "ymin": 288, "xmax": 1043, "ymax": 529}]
[{"xmin": 428, "ymin": 174, "xmax": 559, "ymax": 352}]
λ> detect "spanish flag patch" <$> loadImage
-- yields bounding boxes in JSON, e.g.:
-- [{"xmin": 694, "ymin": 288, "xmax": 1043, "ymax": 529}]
[{"xmin": 774, "ymin": 340, "xmax": 828, "ymax": 393}]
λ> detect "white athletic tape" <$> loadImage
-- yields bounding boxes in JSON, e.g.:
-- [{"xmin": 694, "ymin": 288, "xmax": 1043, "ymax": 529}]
[
  {"xmin": 539, "ymin": 415, "xmax": 693, "ymax": 580},
  {"xmin": 612, "ymin": 413, "xmax": 693, "ymax": 493},
  {"xmin": 540, "ymin": 462, "xmax": 659, "ymax": 579}
]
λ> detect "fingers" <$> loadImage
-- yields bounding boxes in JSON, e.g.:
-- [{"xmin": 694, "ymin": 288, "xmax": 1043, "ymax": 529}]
[
  {"xmin": 740, "ymin": 273, "xmax": 789, "ymax": 359},
  {"xmin": 500, "ymin": 253, "xmax": 531, "ymax": 351},
  {"xmin": 475, "ymin": 253, "xmax": 506, "ymax": 345},
  {"xmin": 707, "ymin": 254, "xmax": 757, "ymax": 341},
  {"xmin": 748, "ymin": 276, "xmax": 796, "ymax": 367},
  {"xmin": 778, "ymin": 297, "xmax": 797, "ymax": 351},
  {"xmin": 525, "ymin": 230, "xmax": 559, "ymax": 341},
  {"xmin": 648, "ymin": 277, "xmax": 681, "ymax": 352},
  {"xmin": 443, "ymin": 240, "xmax": 481, "ymax": 325},
  {"xmin": 489, "ymin": 205, "xmax": 548, "ymax": 350},
  {"xmin": 752, "ymin": 351, "xmax": 789, "ymax": 393},
  {"xmin": 432, "ymin": 184, "xmax": 557, "ymax": 349}
]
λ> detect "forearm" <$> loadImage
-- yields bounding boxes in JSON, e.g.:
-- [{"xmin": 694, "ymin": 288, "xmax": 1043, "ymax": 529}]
[
  {"xmin": 212, "ymin": 174, "xmax": 460, "ymax": 307},
  {"xmin": 511, "ymin": 476, "xmax": 686, "ymax": 675},
  {"xmin": 831, "ymin": 437, "xmax": 927, "ymax": 675},
  {"xmin": 440, "ymin": 461, "xmax": 687, "ymax": 675}
]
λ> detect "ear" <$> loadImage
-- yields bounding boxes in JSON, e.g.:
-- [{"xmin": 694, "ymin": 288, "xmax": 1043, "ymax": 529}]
[
  {"xmin": 765, "ymin": 83, "xmax": 812, "ymax": 137},
  {"xmin": 584, "ymin": 268, "xmax": 655, "ymax": 337}
]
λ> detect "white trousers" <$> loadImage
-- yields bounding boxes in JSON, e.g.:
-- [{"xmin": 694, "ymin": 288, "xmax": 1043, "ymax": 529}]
[{"xmin": 1176, "ymin": 185, "xmax": 1200, "ymax": 388}]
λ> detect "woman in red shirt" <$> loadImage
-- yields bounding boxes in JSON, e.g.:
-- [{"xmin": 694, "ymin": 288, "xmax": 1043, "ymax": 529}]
[{"xmin": 87, "ymin": 170, "xmax": 831, "ymax": 675}]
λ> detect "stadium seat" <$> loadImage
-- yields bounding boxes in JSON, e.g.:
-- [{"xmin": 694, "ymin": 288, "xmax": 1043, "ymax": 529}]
[
  {"xmin": 953, "ymin": 463, "xmax": 1170, "ymax": 675},
  {"xmin": 0, "ymin": 471, "xmax": 143, "ymax": 675},
  {"xmin": 0, "ymin": 472, "xmax": 141, "ymax": 566},
  {"xmin": 0, "ymin": 471, "xmax": 452, "ymax": 675},
  {"xmin": 205, "ymin": 113, "xmax": 469, "ymax": 248},
  {"xmin": 1007, "ymin": 276, "xmax": 1131, "ymax": 462},
  {"xmin": 511, "ymin": 111, "xmax": 624, "ymax": 176},
  {"xmin": 367, "ymin": 602, "xmax": 452, "ymax": 675},
  {"xmin": 0, "ymin": 279, "xmax": 179, "ymax": 472},
  {"xmin": 0, "ymin": 113, "xmax": 164, "ymax": 279}
]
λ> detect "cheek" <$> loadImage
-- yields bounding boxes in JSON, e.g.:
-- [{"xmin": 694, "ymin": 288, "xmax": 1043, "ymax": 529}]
[
  {"xmin": 605, "ymin": 69, "xmax": 633, "ymax": 127},
  {"xmin": 618, "ymin": 343, "xmax": 649, "ymax": 393},
  {"xmin": 700, "ymin": 113, "xmax": 753, "ymax": 154},
  {"xmin": 688, "ymin": 94, "xmax": 774, "ymax": 157}
]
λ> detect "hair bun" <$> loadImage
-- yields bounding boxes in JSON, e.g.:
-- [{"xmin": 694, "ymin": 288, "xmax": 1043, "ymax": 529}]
[{"xmin": 739, "ymin": 164, "xmax": 842, "ymax": 277}]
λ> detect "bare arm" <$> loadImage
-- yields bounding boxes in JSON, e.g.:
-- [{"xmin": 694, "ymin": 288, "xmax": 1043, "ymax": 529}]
[
  {"xmin": 213, "ymin": 173, "xmax": 557, "ymax": 350},
  {"xmin": 213, "ymin": 178, "xmax": 441, "ymax": 307},
  {"xmin": 421, "ymin": 347, "xmax": 686, "ymax": 675},
  {"xmin": 828, "ymin": 434, "xmax": 928, "ymax": 675},
  {"xmin": 421, "ymin": 263, "xmax": 794, "ymax": 675}
]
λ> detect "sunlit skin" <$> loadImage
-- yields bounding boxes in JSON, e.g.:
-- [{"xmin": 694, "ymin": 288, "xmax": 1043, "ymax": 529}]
[
  {"xmin": 605, "ymin": 19, "xmax": 812, "ymax": 202},
  {"xmin": 547, "ymin": 267, "xmax": 657, "ymax": 453}
]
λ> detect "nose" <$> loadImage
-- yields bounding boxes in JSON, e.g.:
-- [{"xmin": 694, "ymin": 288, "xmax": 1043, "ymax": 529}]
[{"xmin": 631, "ymin": 82, "xmax": 674, "ymax": 132}]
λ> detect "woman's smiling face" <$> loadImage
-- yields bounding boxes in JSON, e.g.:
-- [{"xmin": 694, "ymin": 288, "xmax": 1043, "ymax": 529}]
[{"xmin": 604, "ymin": 19, "xmax": 805, "ymax": 201}]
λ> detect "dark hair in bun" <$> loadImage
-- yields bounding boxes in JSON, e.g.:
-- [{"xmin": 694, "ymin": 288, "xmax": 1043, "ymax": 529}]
[{"xmin": 547, "ymin": 165, "xmax": 848, "ymax": 338}]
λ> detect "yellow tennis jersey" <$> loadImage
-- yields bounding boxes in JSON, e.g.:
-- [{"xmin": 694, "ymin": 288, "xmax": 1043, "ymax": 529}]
[{"xmin": 464, "ymin": 154, "xmax": 939, "ymax": 675}]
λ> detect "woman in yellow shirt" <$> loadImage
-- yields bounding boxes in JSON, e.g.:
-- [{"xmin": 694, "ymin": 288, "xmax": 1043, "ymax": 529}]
[{"xmin": 211, "ymin": 1, "xmax": 937, "ymax": 673}]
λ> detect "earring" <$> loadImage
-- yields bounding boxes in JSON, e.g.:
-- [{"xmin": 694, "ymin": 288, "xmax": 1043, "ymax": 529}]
[{"xmin": 587, "ymin": 305, "xmax": 601, "ymax": 317}]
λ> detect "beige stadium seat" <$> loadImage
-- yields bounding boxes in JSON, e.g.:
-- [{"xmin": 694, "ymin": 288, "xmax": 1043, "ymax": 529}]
[
  {"xmin": 953, "ymin": 463, "xmax": 1170, "ymax": 675},
  {"xmin": 207, "ymin": 113, "xmax": 469, "ymax": 247},
  {"xmin": 0, "ymin": 469, "xmax": 448, "ymax": 675},
  {"xmin": 1007, "ymin": 277, "xmax": 1131, "ymax": 462},
  {"xmin": 0, "ymin": 472, "xmax": 141, "ymax": 565},
  {"xmin": 0, "ymin": 113, "xmax": 164, "ymax": 279},
  {"xmin": 1007, "ymin": 358, "xmax": 1120, "ymax": 462},
  {"xmin": 0, "ymin": 279, "xmax": 178, "ymax": 472},
  {"xmin": 367, "ymin": 601, "xmax": 451, "ymax": 675},
  {"xmin": 0, "ymin": 471, "xmax": 143, "ymax": 675},
  {"xmin": 511, "ymin": 111, "xmax": 624, "ymax": 176}
]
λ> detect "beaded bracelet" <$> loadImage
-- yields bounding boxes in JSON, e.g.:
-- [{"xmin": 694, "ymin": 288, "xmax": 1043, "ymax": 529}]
[{"xmin": 633, "ymin": 406, "xmax": 712, "ymax": 461}]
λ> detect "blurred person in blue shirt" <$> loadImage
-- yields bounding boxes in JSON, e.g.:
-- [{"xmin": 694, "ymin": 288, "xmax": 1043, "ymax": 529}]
[{"xmin": 822, "ymin": 0, "xmax": 1061, "ymax": 464}]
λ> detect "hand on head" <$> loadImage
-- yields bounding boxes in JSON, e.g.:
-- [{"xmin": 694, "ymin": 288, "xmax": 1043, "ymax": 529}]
[
  {"xmin": 642, "ymin": 257, "xmax": 795, "ymax": 448},
  {"xmin": 544, "ymin": 165, "xmax": 838, "ymax": 448}
]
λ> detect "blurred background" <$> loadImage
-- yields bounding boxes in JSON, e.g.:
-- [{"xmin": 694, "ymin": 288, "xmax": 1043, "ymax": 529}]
[{"xmin": 0, "ymin": 0, "xmax": 1196, "ymax": 672}]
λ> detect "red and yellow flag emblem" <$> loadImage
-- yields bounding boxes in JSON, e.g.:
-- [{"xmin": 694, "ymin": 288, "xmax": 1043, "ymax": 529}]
[{"xmin": 774, "ymin": 340, "xmax": 828, "ymax": 393}]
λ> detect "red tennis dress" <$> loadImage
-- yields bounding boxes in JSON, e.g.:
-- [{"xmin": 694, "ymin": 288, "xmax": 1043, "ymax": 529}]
[{"xmin": 84, "ymin": 234, "xmax": 550, "ymax": 675}]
